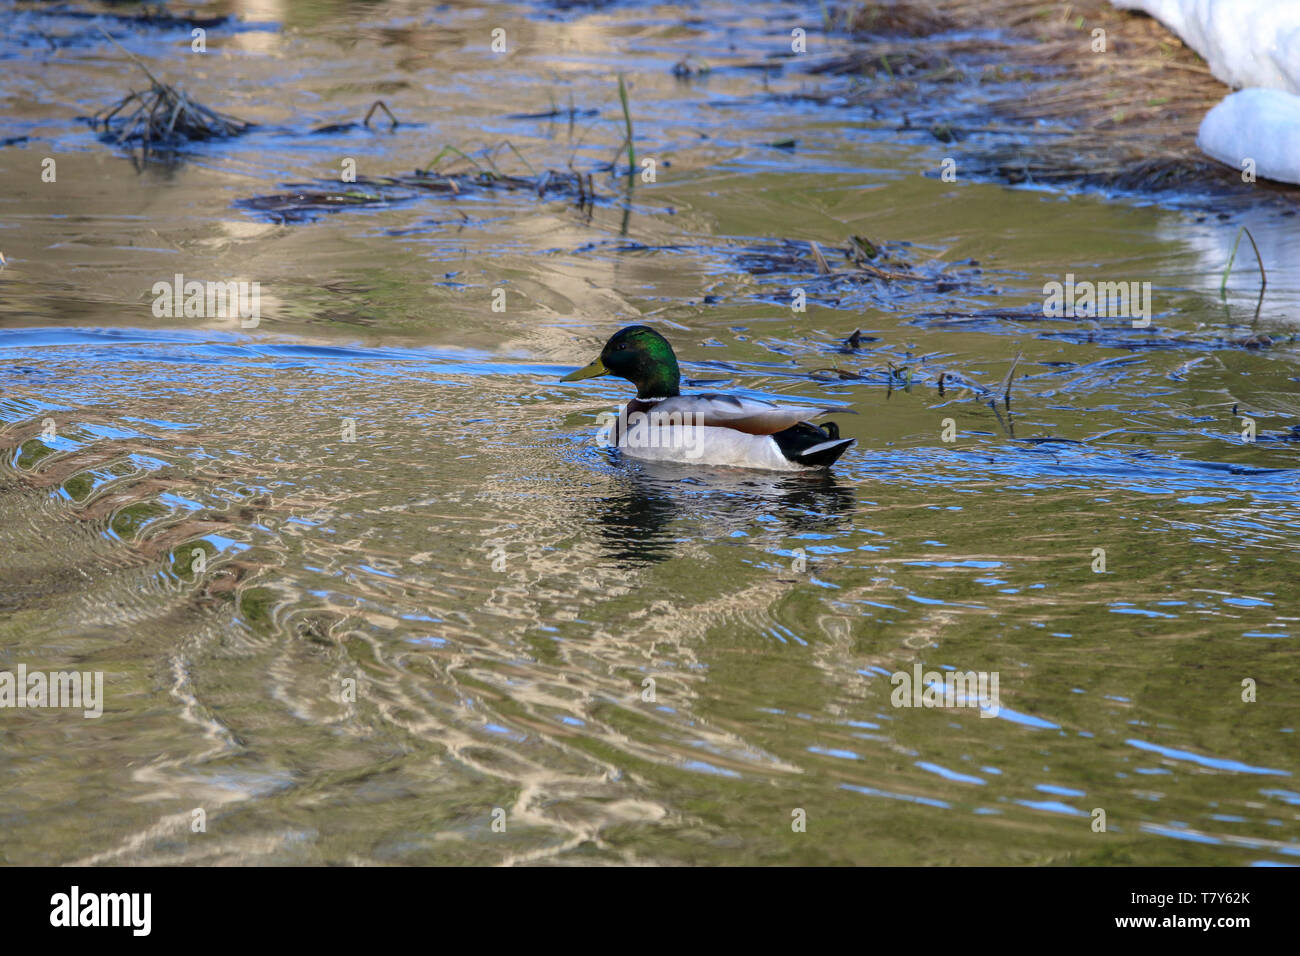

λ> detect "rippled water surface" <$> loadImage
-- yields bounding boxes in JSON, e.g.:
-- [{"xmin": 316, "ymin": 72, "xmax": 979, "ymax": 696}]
[{"xmin": 1, "ymin": 0, "xmax": 1298, "ymax": 865}]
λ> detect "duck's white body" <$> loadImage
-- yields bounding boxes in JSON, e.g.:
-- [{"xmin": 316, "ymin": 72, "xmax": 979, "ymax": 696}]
[
  {"xmin": 616, "ymin": 420, "xmax": 804, "ymax": 471},
  {"xmin": 598, "ymin": 394, "xmax": 853, "ymax": 472}
]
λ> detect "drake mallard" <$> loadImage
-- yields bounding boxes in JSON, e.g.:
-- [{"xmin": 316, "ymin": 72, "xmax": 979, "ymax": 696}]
[{"xmin": 561, "ymin": 326, "xmax": 854, "ymax": 471}]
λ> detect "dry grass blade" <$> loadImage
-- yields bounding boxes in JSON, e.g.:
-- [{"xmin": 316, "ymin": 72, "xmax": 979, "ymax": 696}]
[
  {"xmin": 808, "ymin": 240, "xmax": 832, "ymax": 275},
  {"xmin": 997, "ymin": 349, "xmax": 1022, "ymax": 410},
  {"xmin": 362, "ymin": 100, "xmax": 399, "ymax": 130},
  {"xmin": 1220, "ymin": 225, "xmax": 1268, "ymax": 296}
]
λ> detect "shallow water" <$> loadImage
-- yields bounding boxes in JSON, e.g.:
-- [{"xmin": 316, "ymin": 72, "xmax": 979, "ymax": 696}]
[{"xmin": 0, "ymin": 0, "xmax": 1297, "ymax": 865}]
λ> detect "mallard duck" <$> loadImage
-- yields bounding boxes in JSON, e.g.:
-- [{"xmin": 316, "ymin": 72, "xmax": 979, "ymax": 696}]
[{"xmin": 561, "ymin": 326, "xmax": 854, "ymax": 471}]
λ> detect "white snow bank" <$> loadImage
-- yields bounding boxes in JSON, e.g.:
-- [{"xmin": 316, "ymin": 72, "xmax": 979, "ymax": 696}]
[
  {"xmin": 1112, "ymin": 0, "xmax": 1300, "ymax": 93},
  {"xmin": 1197, "ymin": 88, "xmax": 1300, "ymax": 186},
  {"xmin": 1113, "ymin": 2, "xmax": 1300, "ymax": 184}
]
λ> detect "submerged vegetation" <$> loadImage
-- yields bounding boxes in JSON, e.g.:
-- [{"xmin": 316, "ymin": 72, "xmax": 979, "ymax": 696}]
[{"xmin": 238, "ymin": 150, "xmax": 603, "ymax": 224}]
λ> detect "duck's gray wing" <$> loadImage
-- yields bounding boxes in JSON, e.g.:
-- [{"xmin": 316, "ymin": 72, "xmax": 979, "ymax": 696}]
[{"xmin": 646, "ymin": 393, "xmax": 846, "ymax": 435}]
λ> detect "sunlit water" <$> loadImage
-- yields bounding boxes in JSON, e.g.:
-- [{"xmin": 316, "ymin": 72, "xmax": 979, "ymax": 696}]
[{"xmin": 0, "ymin": 0, "xmax": 1297, "ymax": 865}]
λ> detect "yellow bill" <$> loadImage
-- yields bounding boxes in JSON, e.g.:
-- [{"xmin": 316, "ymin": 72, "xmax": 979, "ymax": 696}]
[{"xmin": 561, "ymin": 357, "xmax": 609, "ymax": 382}]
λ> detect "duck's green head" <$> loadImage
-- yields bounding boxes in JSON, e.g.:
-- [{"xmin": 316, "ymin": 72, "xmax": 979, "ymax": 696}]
[{"xmin": 561, "ymin": 325, "xmax": 681, "ymax": 398}]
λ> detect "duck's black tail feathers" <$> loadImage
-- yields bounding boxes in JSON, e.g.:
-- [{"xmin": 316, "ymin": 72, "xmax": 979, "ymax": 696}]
[{"xmin": 773, "ymin": 421, "xmax": 855, "ymax": 468}]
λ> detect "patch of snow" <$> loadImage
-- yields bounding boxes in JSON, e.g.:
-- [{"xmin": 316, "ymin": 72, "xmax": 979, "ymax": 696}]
[
  {"xmin": 1197, "ymin": 88, "xmax": 1300, "ymax": 186},
  {"xmin": 1113, "ymin": 0, "xmax": 1300, "ymax": 93}
]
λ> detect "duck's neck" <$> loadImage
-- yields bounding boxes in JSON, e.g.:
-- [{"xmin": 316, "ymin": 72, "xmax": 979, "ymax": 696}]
[{"xmin": 635, "ymin": 364, "xmax": 680, "ymax": 399}]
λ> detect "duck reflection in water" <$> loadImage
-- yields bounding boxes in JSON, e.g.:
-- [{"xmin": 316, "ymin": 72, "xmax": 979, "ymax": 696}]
[{"xmin": 589, "ymin": 456, "xmax": 856, "ymax": 565}]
